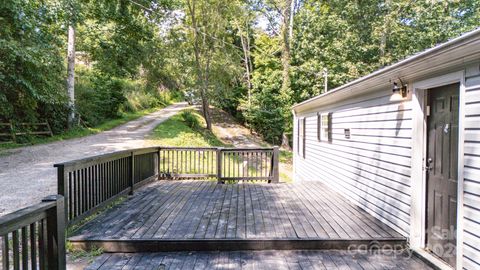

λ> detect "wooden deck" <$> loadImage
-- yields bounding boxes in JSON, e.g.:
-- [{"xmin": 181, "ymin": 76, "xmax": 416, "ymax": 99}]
[
  {"xmin": 87, "ymin": 250, "xmax": 433, "ymax": 269},
  {"xmin": 70, "ymin": 181, "xmax": 405, "ymax": 252}
]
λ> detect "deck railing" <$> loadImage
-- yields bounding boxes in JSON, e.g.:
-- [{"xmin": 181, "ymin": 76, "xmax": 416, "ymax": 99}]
[
  {"xmin": 54, "ymin": 146, "xmax": 279, "ymax": 226},
  {"xmin": 0, "ymin": 195, "xmax": 66, "ymax": 270},
  {"xmin": 54, "ymin": 147, "xmax": 159, "ymax": 226},
  {"xmin": 158, "ymin": 146, "xmax": 279, "ymax": 183}
]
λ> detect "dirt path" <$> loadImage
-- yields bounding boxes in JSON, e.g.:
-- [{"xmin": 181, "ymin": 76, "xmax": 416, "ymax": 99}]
[{"xmin": 0, "ymin": 103, "xmax": 188, "ymax": 217}]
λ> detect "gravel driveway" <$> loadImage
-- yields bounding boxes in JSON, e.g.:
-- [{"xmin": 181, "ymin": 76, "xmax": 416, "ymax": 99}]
[{"xmin": 0, "ymin": 103, "xmax": 187, "ymax": 217}]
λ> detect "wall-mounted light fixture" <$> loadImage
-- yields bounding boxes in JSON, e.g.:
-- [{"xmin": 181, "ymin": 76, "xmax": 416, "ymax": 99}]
[{"xmin": 390, "ymin": 79, "xmax": 407, "ymax": 101}]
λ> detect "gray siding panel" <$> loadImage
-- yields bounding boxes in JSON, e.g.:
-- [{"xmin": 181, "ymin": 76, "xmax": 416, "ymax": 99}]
[
  {"xmin": 463, "ymin": 76, "xmax": 480, "ymax": 270},
  {"xmin": 294, "ymin": 71, "xmax": 480, "ymax": 268},
  {"xmin": 294, "ymin": 94, "xmax": 412, "ymax": 236}
]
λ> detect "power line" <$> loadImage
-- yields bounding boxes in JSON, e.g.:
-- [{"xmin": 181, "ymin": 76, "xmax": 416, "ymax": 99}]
[{"xmin": 126, "ymin": 0, "xmax": 246, "ymax": 51}]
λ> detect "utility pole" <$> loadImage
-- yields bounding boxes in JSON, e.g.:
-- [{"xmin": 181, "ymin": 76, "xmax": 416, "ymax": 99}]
[
  {"xmin": 323, "ymin": 68, "xmax": 328, "ymax": 93},
  {"xmin": 288, "ymin": 0, "xmax": 296, "ymax": 40}
]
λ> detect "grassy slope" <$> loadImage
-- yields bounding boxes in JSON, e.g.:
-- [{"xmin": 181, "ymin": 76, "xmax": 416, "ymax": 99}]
[
  {"xmin": 147, "ymin": 110, "xmax": 227, "ymax": 147},
  {"xmin": 0, "ymin": 107, "xmax": 163, "ymax": 152},
  {"xmin": 148, "ymin": 109, "xmax": 292, "ymax": 182}
]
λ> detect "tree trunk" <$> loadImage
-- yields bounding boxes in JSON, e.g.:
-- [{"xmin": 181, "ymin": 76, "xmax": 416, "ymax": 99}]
[
  {"xmin": 281, "ymin": 133, "xmax": 291, "ymax": 150},
  {"xmin": 186, "ymin": 0, "xmax": 213, "ymax": 131},
  {"xmin": 280, "ymin": 0, "xmax": 293, "ymax": 148},
  {"xmin": 200, "ymin": 89, "xmax": 212, "ymax": 131},
  {"xmin": 280, "ymin": 0, "xmax": 292, "ymax": 99},
  {"xmin": 238, "ymin": 25, "xmax": 252, "ymax": 105},
  {"xmin": 67, "ymin": 25, "xmax": 75, "ymax": 127}
]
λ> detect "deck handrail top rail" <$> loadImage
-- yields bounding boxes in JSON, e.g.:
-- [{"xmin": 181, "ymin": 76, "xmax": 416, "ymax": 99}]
[
  {"xmin": 0, "ymin": 199, "xmax": 58, "ymax": 235},
  {"xmin": 53, "ymin": 146, "xmax": 276, "ymax": 167},
  {"xmin": 53, "ymin": 146, "xmax": 159, "ymax": 167}
]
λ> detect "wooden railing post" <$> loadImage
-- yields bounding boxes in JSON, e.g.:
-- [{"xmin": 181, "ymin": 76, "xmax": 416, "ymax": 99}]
[
  {"xmin": 157, "ymin": 147, "xmax": 162, "ymax": 180},
  {"xmin": 217, "ymin": 147, "xmax": 223, "ymax": 184},
  {"xmin": 271, "ymin": 146, "xmax": 280, "ymax": 183},
  {"xmin": 42, "ymin": 195, "xmax": 66, "ymax": 270},
  {"xmin": 130, "ymin": 152, "xmax": 135, "ymax": 195},
  {"xmin": 55, "ymin": 164, "xmax": 69, "ymax": 224}
]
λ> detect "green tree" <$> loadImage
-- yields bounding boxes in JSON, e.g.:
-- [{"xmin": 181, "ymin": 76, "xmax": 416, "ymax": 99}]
[
  {"xmin": 0, "ymin": 0, "xmax": 66, "ymax": 127},
  {"xmin": 184, "ymin": 0, "xmax": 243, "ymax": 130}
]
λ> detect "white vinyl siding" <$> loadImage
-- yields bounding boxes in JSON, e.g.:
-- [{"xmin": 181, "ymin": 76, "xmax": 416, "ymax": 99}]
[
  {"xmin": 293, "ymin": 64, "xmax": 480, "ymax": 269},
  {"xmin": 462, "ymin": 74, "xmax": 480, "ymax": 270},
  {"xmin": 294, "ymin": 92, "xmax": 412, "ymax": 236}
]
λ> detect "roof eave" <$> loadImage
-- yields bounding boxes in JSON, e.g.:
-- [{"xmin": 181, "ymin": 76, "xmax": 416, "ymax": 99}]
[{"xmin": 292, "ymin": 28, "xmax": 480, "ymax": 113}]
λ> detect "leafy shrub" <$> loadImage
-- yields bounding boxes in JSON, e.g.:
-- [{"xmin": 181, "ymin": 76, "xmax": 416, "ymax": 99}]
[
  {"xmin": 76, "ymin": 70, "xmax": 127, "ymax": 127},
  {"xmin": 181, "ymin": 110, "xmax": 200, "ymax": 129},
  {"xmin": 121, "ymin": 90, "xmax": 162, "ymax": 113},
  {"xmin": 0, "ymin": 0, "xmax": 66, "ymax": 129},
  {"xmin": 37, "ymin": 102, "xmax": 70, "ymax": 134}
]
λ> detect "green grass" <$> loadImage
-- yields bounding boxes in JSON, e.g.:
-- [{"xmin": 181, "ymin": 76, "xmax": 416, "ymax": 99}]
[
  {"xmin": 148, "ymin": 110, "xmax": 228, "ymax": 147},
  {"xmin": 66, "ymin": 243, "xmax": 104, "ymax": 262},
  {"xmin": 280, "ymin": 149, "xmax": 293, "ymax": 164},
  {"xmin": 149, "ymin": 110, "xmax": 294, "ymax": 183},
  {"xmin": 0, "ymin": 106, "xmax": 164, "ymax": 152}
]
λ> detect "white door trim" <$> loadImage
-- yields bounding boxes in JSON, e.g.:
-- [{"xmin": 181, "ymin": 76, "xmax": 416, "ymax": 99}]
[{"xmin": 410, "ymin": 70, "xmax": 465, "ymax": 270}]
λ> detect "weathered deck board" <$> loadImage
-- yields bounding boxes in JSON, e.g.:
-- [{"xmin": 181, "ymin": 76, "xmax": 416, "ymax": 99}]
[
  {"xmin": 86, "ymin": 250, "xmax": 434, "ymax": 270},
  {"xmin": 72, "ymin": 181, "xmax": 404, "ymax": 242}
]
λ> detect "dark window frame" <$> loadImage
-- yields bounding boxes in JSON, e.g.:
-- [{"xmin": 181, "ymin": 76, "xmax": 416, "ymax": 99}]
[
  {"xmin": 317, "ymin": 113, "xmax": 321, "ymax": 141},
  {"xmin": 318, "ymin": 112, "xmax": 332, "ymax": 143},
  {"xmin": 298, "ymin": 118, "xmax": 306, "ymax": 158},
  {"xmin": 327, "ymin": 112, "xmax": 333, "ymax": 142}
]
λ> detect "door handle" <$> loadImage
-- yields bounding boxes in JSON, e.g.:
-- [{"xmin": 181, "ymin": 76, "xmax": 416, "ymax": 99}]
[{"xmin": 425, "ymin": 158, "xmax": 433, "ymax": 171}]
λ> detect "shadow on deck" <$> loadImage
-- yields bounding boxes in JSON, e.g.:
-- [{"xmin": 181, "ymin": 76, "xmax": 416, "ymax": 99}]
[
  {"xmin": 70, "ymin": 181, "xmax": 406, "ymax": 252},
  {"xmin": 87, "ymin": 250, "xmax": 434, "ymax": 270}
]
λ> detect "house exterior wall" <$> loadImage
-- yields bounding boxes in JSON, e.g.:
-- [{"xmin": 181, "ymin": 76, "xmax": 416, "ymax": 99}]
[
  {"xmin": 293, "ymin": 90, "xmax": 413, "ymax": 236},
  {"xmin": 462, "ymin": 67, "xmax": 480, "ymax": 270},
  {"xmin": 293, "ymin": 63, "xmax": 480, "ymax": 269}
]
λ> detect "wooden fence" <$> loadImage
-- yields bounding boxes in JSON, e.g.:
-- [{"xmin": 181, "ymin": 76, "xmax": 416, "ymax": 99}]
[
  {"xmin": 0, "ymin": 122, "xmax": 53, "ymax": 143},
  {"xmin": 55, "ymin": 146, "xmax": 279, "ymax": 226},
  {"xmin": 0, "ymin": 195, "xmax": 66, "ymax": 270}
]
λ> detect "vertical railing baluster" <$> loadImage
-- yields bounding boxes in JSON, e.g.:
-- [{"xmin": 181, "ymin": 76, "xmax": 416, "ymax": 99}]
[
  {"xmin": 181, "ymin": 150, "xmax": 184, "ymax": 175},
  {"xmin": 206, "ymin": 151, "xmax": 209, "ymax": 176},
  {"xmin": 86, "ymin": 166, "xmax": 90, "ymax": 210},
  {"xmin": 30, "ymin": 223, "xmax": 37, "ymax": 269},
  {"xmin": 157, "ymin": 147, "xmax": 161, "ymax": 180},
  {"xmin": 68, "ymin": 172, "xmax": 72, "ymax": 221},
  {"xmin": 2, "ymin": 233, "xmax": 9, "ymax": 270},
  {"xmin": 21, "ymin": 227, "xmax": 28, "ymax": 269},
  {"xmin": 75, "ymin": 170, "xmax": 79, "ymax": 218},
  {"xmin": 130, "ymin": 152, "xmax": 135, "ymax": 195},
  {"xmin": 239, "ymin": 152, "xmax": 242, "ymax": 178},
  {"xmin": 38, "ymin": 219, "xmax": 46, "ymax": 269},
  {"xmin": 175, "ymin": 150, "xmax": 178, "ymax": 175},
  {"xmin": 12, "ymin": 230, "xmax": 19, "ymax": 269},
  {"xmin": 255, "ymin": 152, "xmax": 259, "ymax": 178},
  {"xmin": 93, "ymin": 165, "xmax": 97, "ymax": 208},
  {"xmin": 197, "ymin": 151, "xmax": 200, "ymax": 174},
  {"xmin": 226, "ymin": 152, "xmax": 229, "ymax": 179},
  {"xmin": 82, "ymin": 168, "xmax": 86, "ymax": 215},
  {"xmin": 246, "ymin": 152, "xmax": 249, "ymax": 178},
  {"xmin": 217, "ymin": 148, "xmax": 223, "ymax": 183}
]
